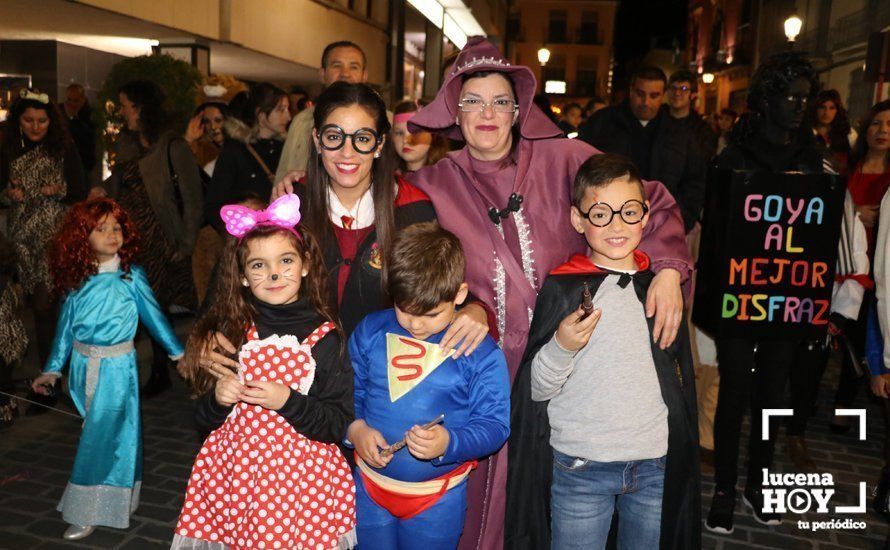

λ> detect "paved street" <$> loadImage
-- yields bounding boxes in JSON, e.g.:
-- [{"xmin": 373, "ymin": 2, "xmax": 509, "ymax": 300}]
[{"xmin": 1, "ymin": 318, "xmax": 889, "ymax": 549}]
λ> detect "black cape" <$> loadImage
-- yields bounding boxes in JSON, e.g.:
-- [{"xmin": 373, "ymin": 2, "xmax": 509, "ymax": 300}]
[{"xmin": 505, "ymin": 253, "xmax": 701, "ymax": 549}]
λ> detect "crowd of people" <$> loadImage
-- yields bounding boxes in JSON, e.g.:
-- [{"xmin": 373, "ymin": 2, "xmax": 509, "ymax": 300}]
[{"xmin": 0, "ymin": 34, "xmax": 888, "ymax": 550}]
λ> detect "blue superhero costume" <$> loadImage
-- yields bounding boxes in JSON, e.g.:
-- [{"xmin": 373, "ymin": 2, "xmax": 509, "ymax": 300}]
[{"xmin": 348, "ymin": 309, "xmax": 510, "ymax": 549}]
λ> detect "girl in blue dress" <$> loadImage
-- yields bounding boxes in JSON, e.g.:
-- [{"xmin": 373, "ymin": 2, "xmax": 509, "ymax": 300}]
[{"xmin": 31, "ymin": 198, "xmax": 183, "ymax": 541}]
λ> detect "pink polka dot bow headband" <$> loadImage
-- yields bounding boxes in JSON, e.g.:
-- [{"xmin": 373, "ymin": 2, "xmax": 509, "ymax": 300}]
[{"xmin": 220, "ymin": 194, "xmax": 302, "ymax": 239}]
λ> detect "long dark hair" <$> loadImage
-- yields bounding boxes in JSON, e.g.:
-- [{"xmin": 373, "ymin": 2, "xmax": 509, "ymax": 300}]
[
  {"xmin": 850, "ymin": 100, "xmax": 890, "ymax": 170},
  {"xmin": 304, "ymin": 82, "xmax": 397, "ymax": 279},
  {"xmin": 732, "ymin": 51, "xmax": 819, "ymax": 145},
  {"xmin": 180, "ymin": 224, "xmax": 337, "ymax": 397},
  {"xmin": 1, "ymin": 93, "xmax": 70, "ymax": 159},
  {"xmin": 807, "ymin": 89, "xmax": 851, "ymax": 155},
  {"xmin": 118, "ymin": 80, "xmax": 173, "ymax": 145},
  {"xmin": 235, "ymin": 82, "xmax": 287, "ymax": 136}
]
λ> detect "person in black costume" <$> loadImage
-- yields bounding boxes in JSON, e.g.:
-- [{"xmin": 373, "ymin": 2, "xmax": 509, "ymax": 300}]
[{"xmin": 702, "ymin": 52, "xmax": 869, "ymax": 534}]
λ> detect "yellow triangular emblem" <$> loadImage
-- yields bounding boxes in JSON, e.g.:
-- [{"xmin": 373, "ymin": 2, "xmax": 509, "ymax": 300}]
[{"xmin": 386, "ymin": 333, "xmax": 454, "ymax": 402}]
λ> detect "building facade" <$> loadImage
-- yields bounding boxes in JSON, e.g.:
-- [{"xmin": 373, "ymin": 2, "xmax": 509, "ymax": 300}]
[
  {"xmin": 687, "ymin": 0, "xmax": 890, "ymax": 122},
  {"xmin": 0, "ymin": 0, "xmax": 504, "ymax": 105},
  {"xmin": 505, "ymin": 0, "xmax": 618, "ymax": 105}
]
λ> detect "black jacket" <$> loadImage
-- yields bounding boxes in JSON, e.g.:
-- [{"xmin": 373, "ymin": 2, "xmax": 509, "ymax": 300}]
[
  {"xmin": 505, "ymin": 257, "xmax": 700, "ymax": 550},
  {"xmin": 66, "ymin": 105, "xmax": 97, "ymax": 173},
  {"xmin": 205, "ymin": 131, "xmax": 283, "ymax": 233},
  {"xmin": 579, "ymin": 102, "xmax": 707, "ymax": 231},
  {"xmin": 194, "ymin": 297, "xmax": 354, "ymax": 445},
  {"xmin": 673, "ymin": 110, "xmax": 717, "ymax": 162}
]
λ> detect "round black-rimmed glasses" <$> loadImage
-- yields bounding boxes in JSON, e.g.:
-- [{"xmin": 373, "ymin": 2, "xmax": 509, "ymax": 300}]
[
  {"xmin": 582, "ymin": 200, "xmax": 649, "ymax": 227},
  {"xmin": 318, "ymin": 124, "xmax": 380, "ymax": 154}
]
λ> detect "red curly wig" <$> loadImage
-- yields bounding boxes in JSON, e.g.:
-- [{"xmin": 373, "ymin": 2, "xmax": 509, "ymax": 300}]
[{"xmin": 48, "ymin": 198, "xmax": 140, "ymax": 296}]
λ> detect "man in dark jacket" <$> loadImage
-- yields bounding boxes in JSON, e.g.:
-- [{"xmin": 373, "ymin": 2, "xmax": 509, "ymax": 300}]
[
  {"xmin": 62, "ymin": 83, "xmax": 97, "ymax": 176},
  {"xmin": 667, "ymin": 70, "xmax": 717, "ymax": 161},
  {"xmin": 579, "ymin": 67, "xmax": 706, "ymax": 232}
]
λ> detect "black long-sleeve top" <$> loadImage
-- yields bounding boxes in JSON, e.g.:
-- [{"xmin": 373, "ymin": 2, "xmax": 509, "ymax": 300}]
[
  {"xmin": 204, "ymin": 138, "xmax": 282, "ymax": 233},
  {"xmin": 194, "ymin": 296, "xmax": 354, "ymax": 444}
]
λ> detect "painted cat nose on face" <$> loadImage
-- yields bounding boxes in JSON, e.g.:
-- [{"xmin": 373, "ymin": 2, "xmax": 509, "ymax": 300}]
[{"xmin": 271, "ymin": 274, "xmax": 279, "ymax": 281}]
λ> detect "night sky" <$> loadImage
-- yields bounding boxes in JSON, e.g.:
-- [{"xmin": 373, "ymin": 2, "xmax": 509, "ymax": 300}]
[{"xmin": 611, "ymin": 0, "xmax": 688, "ymax": 92}]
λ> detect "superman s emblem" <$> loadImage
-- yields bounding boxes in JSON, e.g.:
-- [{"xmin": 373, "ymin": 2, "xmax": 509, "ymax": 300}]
[{"xmin": 386, "ymin": 333, "xmax": 454, "ymax": 402}]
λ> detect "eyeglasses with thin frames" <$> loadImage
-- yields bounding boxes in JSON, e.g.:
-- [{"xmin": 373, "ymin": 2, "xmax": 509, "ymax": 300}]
[{"xmin": 458, "ymin": 98, "xmax": 518, "ymax": 113}]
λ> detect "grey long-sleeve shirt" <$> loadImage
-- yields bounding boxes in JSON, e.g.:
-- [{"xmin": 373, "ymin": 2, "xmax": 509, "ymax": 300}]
[{"xmin": 530, "ymin": 274, "xmax": 668, "ymax": 462}]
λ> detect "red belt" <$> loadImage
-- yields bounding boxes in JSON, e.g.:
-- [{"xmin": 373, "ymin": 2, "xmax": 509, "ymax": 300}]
[{"xmin": 356, "ymin": 454, "xmax": 476, "ymax": 519}]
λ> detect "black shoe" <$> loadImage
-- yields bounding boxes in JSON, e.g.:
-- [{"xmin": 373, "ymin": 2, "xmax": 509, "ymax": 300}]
[
  {"xmin": 706, "ymin": 489, "xmax": 736, "ymax": 535},
  {"xmin": 141, "ymin": 369, "xmax": 172, "ymax": 399},
  {"xmin": 873, "ymin": 468, "xmax": 890, "ymax": 518},
  {"xmin": 743, "ymin": 488, "xmax": 783, "ymax": 526}
]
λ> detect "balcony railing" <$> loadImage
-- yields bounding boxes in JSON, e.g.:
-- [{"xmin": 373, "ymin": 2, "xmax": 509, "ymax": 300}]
[
  {"xmin": 830, "ymin": 3, "xmax": 890, "ymax": 51},
  {"xmin": 831, "ymin": 9, "xmax": 869, "ymax": 51}
]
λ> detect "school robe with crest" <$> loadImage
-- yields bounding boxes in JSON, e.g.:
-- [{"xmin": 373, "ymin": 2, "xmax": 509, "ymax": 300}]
[
  {"xmin": 296, "ymin": 176, "xmax": 436, "ymax": 336},
  {"xmin": 505, "ymin": 254, "xmax": 701, "ymax": 550}
]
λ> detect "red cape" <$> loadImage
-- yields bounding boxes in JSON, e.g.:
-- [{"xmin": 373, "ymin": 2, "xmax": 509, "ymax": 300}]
[{"xmin": 550, "ymin": 250, "xmax": 651, "ymax": 275}]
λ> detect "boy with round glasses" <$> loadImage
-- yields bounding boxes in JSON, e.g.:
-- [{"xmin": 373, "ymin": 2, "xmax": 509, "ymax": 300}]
[{"xmin": 509, "ymin": 153, "xmax": 700, "ymax": 549}]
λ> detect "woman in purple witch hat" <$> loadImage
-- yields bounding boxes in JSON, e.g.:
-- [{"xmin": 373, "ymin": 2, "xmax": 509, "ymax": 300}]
[
  {"xmin": 272, "ymin": 37, "xmax": 692, "ymax": 550},
  {"xmin": 405, "ymin": 37, "xmax": 692, "ymax": 550}
]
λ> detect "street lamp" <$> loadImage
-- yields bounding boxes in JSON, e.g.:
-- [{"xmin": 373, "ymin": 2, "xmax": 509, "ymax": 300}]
[
  {"xmin": 538, "ymin": 48, "xmax": 551, "ymax": 67},
  {"xmin": 784, "ymin": 14, "xmax": 803, "ymax": 43},
  {"xmin": 702, "ymin": 72, "xmax": 715, "ymax": 85}
]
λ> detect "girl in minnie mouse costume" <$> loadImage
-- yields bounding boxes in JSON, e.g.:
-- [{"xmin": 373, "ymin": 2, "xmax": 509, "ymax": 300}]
[{"xmin": 174, "ymin": 194, "xmax": 356, "ymax": 550}]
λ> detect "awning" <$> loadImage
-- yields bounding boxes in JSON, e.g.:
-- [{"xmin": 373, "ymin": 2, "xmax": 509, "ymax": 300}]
[{"xmin": 406, "ymin": 0, "xmax": 486, "ymax": 49}]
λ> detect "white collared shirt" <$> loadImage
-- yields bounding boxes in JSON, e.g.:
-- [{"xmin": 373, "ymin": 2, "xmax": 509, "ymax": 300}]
[{"xmin": 327, "ymin": 186, "xmax": 376, "ymax": 229}]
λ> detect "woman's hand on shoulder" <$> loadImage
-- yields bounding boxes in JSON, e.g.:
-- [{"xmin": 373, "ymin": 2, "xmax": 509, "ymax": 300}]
[
  {"xmin": 197, "ymin": 332, "xmax": 240, "ymax": 379},
  {"xmin": 270, "ymin": 171, "xmax": 306, "ymax": 201},
  {"xmin": 646, "ymin": 268, "xmax": 683, "ymax": 349},
  {"xmin": 440, "ymin": 303, "xmax": 489, "ymax": 358}
]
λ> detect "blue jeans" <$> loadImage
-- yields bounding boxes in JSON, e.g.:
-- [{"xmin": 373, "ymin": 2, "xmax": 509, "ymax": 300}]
[
  {"xmin": 354, "ymin": 470, "xmax": 467, "ymax": 549},
  {"xmin": 551, "ymin": 449, "xmax": 665, "ymax": 550}
]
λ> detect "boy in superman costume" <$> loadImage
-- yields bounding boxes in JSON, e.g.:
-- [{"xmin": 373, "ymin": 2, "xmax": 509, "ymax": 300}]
[{"xmin": 347, "ymin": 223, "xmax": 510, "ymax": 549}]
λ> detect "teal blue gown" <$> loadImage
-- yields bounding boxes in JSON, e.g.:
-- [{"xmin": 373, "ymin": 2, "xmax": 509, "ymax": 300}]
[{"xmin": 42, "ymin": 257, "xmax": 183, "ymax": 528}]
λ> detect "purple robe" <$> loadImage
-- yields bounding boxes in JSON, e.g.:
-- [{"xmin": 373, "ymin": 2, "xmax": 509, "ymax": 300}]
[{"xmin": 405, "ymin": 36, "xmax": 693, "ymax": 550}]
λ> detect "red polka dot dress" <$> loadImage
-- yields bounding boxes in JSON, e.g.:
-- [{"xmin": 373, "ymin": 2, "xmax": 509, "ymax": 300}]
[{"xmin": 174, "ymin": 323, "xmax": 356, "ymax": 550}]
